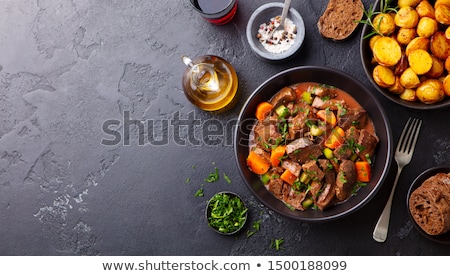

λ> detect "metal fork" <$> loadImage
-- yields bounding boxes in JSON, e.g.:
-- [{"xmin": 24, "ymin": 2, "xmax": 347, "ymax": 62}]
[{"xmin": 373, "ymin": 117, "xmax": 422, "ymax": 242}]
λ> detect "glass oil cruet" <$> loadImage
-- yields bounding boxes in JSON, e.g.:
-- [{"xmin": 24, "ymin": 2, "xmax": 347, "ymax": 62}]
[{"xmin": 181, "ymin": 55, "xmax": 238, "ymax": 111}]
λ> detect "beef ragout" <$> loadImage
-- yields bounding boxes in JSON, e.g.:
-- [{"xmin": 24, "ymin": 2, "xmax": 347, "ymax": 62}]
[{"xmin": 246, "ymin": 82, "xmax": 379, "ymax": 211}]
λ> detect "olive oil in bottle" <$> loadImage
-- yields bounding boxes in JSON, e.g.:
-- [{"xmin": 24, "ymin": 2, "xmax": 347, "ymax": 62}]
[{"xmin": 182, "ymin": 55, "xmax": 238, "ymax": 111}]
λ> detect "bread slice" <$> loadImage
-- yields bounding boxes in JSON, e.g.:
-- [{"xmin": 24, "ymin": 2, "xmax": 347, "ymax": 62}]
[
  {"xmin": 317, "ymin": 0, "xmax": 364, "ymax": 40},
  {"xmin": 409, "ymin": 173, "xmax": 450, "ymax": 235}
]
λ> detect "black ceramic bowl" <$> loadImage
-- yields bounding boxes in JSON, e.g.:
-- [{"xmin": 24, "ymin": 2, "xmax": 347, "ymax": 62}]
[
  {"xmin": 234, "ymin": 66, "xmax": 393, "ymax": 222},
  {"xmin": 360, "ymin": 0, "xmax": 450, "ymax": 110},
  {"xmin": 407, "ymin": 166, "xmax": 450, "ymax": 244}
]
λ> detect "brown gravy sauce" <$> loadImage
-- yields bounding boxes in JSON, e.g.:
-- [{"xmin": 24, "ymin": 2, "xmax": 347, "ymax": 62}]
[
  {"xmin": 290, "ymin": 82, "xmax": 376, "ymax": 134},
  {"xmin": 249, "ymin": 82, "xmax": 376, "ymax": 149}
]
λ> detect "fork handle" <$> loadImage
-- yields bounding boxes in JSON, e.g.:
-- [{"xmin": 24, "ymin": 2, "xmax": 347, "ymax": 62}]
[{"xmin": 372, "ymin": 166, "xmax": 403, "ymax": 242}]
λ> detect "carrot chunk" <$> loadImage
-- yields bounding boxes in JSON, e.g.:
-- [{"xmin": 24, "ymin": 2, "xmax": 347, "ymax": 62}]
[
  {"xmin": 317, "ymin": 109, "xmax": 337, "ymax": 126},
  {"xmin": 324, "ymin": 126, "xmax": 345, "ymax": 149},
  {"xmin": 246, "ymin": 151, "xmax": 270, "ymax": 175},
  {"xmin": 255, "ymin": 102, "xmax": 273, "ymax": 121},
  {"xmin": 280, "ymin": 169, "xmax": 297, "ymax": 185},
  {"xmin": 270, "ymin": 145, "xmax": 286, "ymax": 166},
  {"xmin": 355, "ymin": 161, "xmax": 371, "ymax": 182}
]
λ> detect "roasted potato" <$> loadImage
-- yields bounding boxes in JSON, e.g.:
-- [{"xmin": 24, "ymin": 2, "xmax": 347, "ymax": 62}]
[
  {"xmin": 395, "ymin": 6, "xmax": 420, "ymax": 28},
  {"xmin": 399, "ymin": 88, "xmax": 418, "ymax": 101},
  {"xmin": 367, "ymin": 0, "xmax": 450, "ymax": 104},
  {"xmin": 445, "ymin": 56, "xmax": 450, "ymax": 71},
  {"xmin": 405, "ymin": 36, "xmax": 430, "ymax": 55},
  {"xmin": 446, "ymin": 25, "xmax": 450, "ymax": 39},
  {"xmin": 435, "ymin": 3, "xmax": 450, "ymax": 24},
  {"xmin": 373, "ymin": 36, "xmax": 402, "ymax": 66},
  {"xmin": 416, "ymin": 17, "xmax": 438, "ymax": 38},
  {"xmin": 435, "ymin": 0, "xmax": 450, "ymax": 7},
  {"xmin": 400, "ymin": 67, "xmax": 421, "ymax": 88},
  {"xmin": 416, "ymin": 79, "xmax": 445, "ymax": 103},
  {"xmin": 430, "ymin": 31, "xmax": 450, "ymax": 59},
  {"xmin": 397, "ymin": 27, "xmax": 417, "ymax": 45},
  {"xmin": 369, "ymin": 35, "xmax": 382, "ymax": 51},
  {"xmin": 416, "ymin": 0, "xmax": 435, "ymax": 18},
  {"xmin": 442, "ymin": 74, "xmax": 450, "ymax": 96},
  {"xmin": 408, "ymin": 49, "xmax": 433, "ymax": 74},
  {"xmin": 399, "ymin": 0, "xmax": 422, "ymax": 8},
  {"xmin": 373, "ymin": 13, "xmax": 396, "ymax": 36},
  {"xmin": 389, "ymin": 76, "xmax": 406, "ymax": 94},
  {"xmin": 373, "ymin": 65, "xmax": 396, "ymax": 88},
  {"xmin": 425, "ymin": 55, "xmax": 445, "ymax": 78}
]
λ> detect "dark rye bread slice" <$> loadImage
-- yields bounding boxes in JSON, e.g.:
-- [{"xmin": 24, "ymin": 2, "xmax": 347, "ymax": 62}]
[
  {"xmin": 409, "ymin": 173, "xmax": 450, "ymax": 236},
  {"xmin": 317, "ymin": 0, "xmax": 364, "ymax": 40}
]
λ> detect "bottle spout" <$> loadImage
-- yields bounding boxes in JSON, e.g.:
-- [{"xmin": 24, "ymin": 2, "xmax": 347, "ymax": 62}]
[{"xmin": 182, "ymin": 55, "xmax": 194, "ymax": 68}]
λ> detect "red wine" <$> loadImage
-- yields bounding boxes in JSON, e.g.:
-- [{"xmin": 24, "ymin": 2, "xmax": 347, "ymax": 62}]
[{"xmin": 194, "ymin": 0, "xmax": 233, "ymax": 14}]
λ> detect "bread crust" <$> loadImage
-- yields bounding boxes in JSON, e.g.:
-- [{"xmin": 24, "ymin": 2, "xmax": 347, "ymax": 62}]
[
  {"xmin": 317, "ymin": 0, "xmax": 364, "ymax": 40},
  {"xmin": 409, "ymin": 172, "xmax": 450, "ymax": 235}
]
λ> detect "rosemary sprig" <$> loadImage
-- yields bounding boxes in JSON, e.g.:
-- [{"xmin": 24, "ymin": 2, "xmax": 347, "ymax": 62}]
[{"xmin": 358, "ymin": 0, "xmax": 398, "ymax": 39}]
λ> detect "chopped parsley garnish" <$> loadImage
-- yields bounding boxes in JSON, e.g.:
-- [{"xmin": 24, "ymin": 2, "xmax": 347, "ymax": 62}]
[
  {"xmin": 223, "ymin": 172, "xmax": 231, "ymax": 184},
  {"xmin": 352, "ymin": 181, "xmax": 367, "ymax": 195},
  {"xmin": 207, "ymin": 193, "xmax": 248, "ymax": 234},
  {"xmin": 246, "ymin": 220, "xmax": 262, "ymax": 238},
  {"xmin": 194, "ymin": 187, "xmax": 204, "ymax": 197},
  {"xmin": 271, "ymin": 238, "xmax": 284, "ymax": 251},
  {"xmin": 205, "ymin": 167, "xmax": 219, "ymax": 183}
]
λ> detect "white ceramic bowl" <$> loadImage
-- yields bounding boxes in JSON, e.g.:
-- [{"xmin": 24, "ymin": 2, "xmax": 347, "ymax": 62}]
[{"xmin": 246, "ymin": 2, "xmax": 305, "ymax": 63}]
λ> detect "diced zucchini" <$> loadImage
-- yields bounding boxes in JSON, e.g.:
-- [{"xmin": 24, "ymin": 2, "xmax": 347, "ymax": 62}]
[
  {"xmin": 302, "ymin": 198, "xmax": 314, "ymax": 209},
  {"xmin": 275, "ymin": 104, "xmax": 290, "ymax": 118},
  {"xmin": 261, "ymin": 173, "xmax": 271, "ymax": 184},
  {"xmin": 302, "ymin": 91, "xmax": 313, "ymax": 104},
  {"xmin": 299, "ymin": 172, "xmax": 310, "ymax": 184},
  {"xmin": 350, "ymin": 153, "xmax": 358, "ymax": 162},
  {"xmin": 323, "ymin": 148, "xmax": 334, "ymax": 160},
  {"xmin": 310, "ymin": 125, "xmax": 324, "ymax": 136}
]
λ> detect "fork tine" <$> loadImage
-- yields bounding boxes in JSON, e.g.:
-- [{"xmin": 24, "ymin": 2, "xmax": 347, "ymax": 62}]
[
  {"xmin": 396, "ymin": 117, "xmax": 413, "ymax": 152},
  {"xmin": 407, "ymin": 118, "xmax": 422, "ymax": 154},
  {"xmin": 397, "ymin": 118, "xmax": 422, "ymax": 153}
]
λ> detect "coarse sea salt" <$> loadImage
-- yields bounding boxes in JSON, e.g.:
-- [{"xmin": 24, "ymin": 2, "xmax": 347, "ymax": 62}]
[{"xmin": 257, "ymin": 16, "xmax": 297, "ymax": 54}]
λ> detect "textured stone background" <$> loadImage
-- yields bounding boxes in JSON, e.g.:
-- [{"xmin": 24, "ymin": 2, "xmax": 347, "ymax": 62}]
[{"xmin": 0, "ymin": 0, "xmax": 449, "ymax": 255}]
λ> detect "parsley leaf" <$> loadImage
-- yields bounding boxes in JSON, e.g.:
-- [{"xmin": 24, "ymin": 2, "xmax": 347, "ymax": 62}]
[
  {"xmin": 271, "ymin": 238, "xmax": 284, "ymax": 250},
  {"xmin": 194, "ymin": 187, "xmax": 204, "ymax": 197},
  {"xmin": 223, "ymin": 172, "xmax": 231, "ymax": 184},
  {"xmin": 246, "ymin": 220, "xmax": 262, "ymax": 238},
  {"xmin": 205, "ymin": 167, "xmax": 219, "ymax": 183}
]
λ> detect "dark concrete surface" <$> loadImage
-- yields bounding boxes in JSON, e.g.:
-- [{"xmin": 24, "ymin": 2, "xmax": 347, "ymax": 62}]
[{"xmin": 0, "ymin": 0, "xmax": 449, "ymax": 256}]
